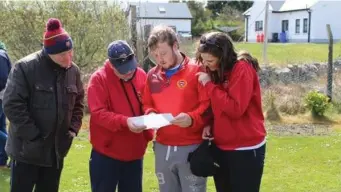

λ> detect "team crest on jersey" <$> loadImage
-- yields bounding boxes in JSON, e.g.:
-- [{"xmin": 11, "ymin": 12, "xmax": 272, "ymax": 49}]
[{"xmin": 177, "ymin": 79, "xmax": 187, "ymax": 89}]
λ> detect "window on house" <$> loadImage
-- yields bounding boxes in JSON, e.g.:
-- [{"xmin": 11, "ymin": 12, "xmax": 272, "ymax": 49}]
[
  {"xmin": 158, "ymin": 7, "xmax": 166, "ymax": 13},
  {"xmin": 303, "ymin": 18, "xmax": 308, "ymax": 33},
  {"xmin": 295, "ymin": 19, "xmax": 300, "ymax": 33},
  {"xmin": 255, "ymin": 21, "xmax": 263, "ymax": 31},
  {"xmin": 282, "ymin": 20, "xmax": 289, "ymax": 32}
]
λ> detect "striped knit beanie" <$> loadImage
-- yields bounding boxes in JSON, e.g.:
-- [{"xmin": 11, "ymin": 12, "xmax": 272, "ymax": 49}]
[{"xmin": 43, "ymin": 18, "xmax": 73, "ymax": 55}]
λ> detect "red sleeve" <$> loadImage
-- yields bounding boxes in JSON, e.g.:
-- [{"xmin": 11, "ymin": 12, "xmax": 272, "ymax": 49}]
[
  {"xmin": 204, "ymin": 61, "xmax": 254, "ymax": 119},
  {"xmin": 143, "ymin": 129, "xmax": 155, "ymax": 141},
  {"xmin": 187, "ymin": 68, "xmax": 212, "ymax": 130},
  {"xmin": 87, "ymin": 73, "xmax": 128, "ymax": 132},
  {"xmin": 138, "ymin": 69, "xmax": 155, "ymax": 141},
  {"xmin": 142, "ymin": 72, "xmax": 158, "ymax": 115}
]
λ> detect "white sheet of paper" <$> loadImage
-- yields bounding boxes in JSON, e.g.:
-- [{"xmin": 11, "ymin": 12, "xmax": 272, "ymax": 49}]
[{"xmin": 130, "ymin": 113, "xmax": 175, "ymax": 129}]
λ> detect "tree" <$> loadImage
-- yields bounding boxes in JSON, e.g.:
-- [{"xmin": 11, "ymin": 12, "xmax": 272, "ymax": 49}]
[
  {"xmin": 206, "ymin": 1, "xmax": 253, "ymax": 17},
  {"xmin": 186, "ymin": 1, "xmax": 211, "ymax": 36},
  {"xmin": 0, "ymin": 1, "xmax": 129, "ymax": 72}
]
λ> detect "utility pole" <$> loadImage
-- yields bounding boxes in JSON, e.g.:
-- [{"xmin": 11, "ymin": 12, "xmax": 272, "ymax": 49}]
[{"xmin": 263, "ymin": 0, "xmax": 270, "ymax": 66}]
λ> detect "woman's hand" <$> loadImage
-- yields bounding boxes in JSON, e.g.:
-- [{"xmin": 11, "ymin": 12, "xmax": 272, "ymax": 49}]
[
  {"xmin": 196, "ymin": 72, "xmax": 211, "ymax": 86},
  {"xmin": 202, "ymin": 126, "xmax": 214, "ymax": 140}
]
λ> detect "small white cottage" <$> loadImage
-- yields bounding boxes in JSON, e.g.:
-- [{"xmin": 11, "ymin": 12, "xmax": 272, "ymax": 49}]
[{"xmin": 243, "ymin": 0, "xmax": 341, "ymax": 43}]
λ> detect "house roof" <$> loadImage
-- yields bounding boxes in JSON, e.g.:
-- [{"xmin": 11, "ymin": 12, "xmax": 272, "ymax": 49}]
[
  {"xmin": 129, "ymin": 2, "xmax": 192, "ymax": 19},
  {"xmin": 243, "ymin": 0, "xmax": 319, "ymax": 15},
  {"xmin": 242, "ymin": 1, "xmax": 285, "ymax": 16},
  {"xmin": 270, "ymin": 1, "xmax": 285, "ymax": 11},
  {"xmin": 243, "ymin": 7, "xmax": 251, "ymax": 16},
  {"xmin": 279, "ymin": 0, "xmax": 318, "ymax": 11}
]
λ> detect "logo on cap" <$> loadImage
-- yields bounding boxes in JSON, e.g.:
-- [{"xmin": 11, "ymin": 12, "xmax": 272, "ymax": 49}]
[
  {"xmin": 119, "ymin": 53, "xmax": 127, "ymax": 58},
  {"xmin": 177, "ymin": 80, "xmax": 187, "ymax": 89},
  {"xmin": 66, "ymin": 41, "xmax": 71, "ymax": 47}
]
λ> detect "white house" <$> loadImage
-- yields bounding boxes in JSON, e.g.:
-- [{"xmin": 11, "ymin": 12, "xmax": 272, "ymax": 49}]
[
  {"xmin": 243, "ymin": 0, "xmax": 341, "ymax": 43},
  {"xmin": 126, "ymin": 2, "xmax": 192, "ymax": 39}
]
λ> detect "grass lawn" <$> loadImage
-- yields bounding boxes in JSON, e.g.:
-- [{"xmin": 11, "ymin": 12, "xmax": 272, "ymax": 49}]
[
  {"xmin": 1, "ymin": 130, "xmax": 340, "ymax": 192},
  {"xmin": 181, "ymin": 40, "xmax": 341, "ymax": 67}
]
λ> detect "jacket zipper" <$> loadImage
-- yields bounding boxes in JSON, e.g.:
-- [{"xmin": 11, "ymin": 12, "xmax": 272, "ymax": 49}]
[{"xmin": 55, "ymin": 70, "xmax": 63, "ymax": 169}]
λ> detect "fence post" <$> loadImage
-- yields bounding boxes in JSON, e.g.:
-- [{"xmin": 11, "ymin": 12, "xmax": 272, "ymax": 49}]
[
  {"xmin": 326, "ymin": 24, "xmax": 333, "ymax": 101},
  {"xmin": 130, "ymin": 5, "xmax": 137, "ymax": 58}
]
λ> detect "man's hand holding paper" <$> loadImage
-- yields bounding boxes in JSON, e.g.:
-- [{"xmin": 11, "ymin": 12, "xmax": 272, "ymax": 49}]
[
  {"xmin": 170, "ymin": 112, "xmax": 192, "ymax": 128},
  {"xmin": 128, "ymin": 113, "xmax": 175, "ymax": 130},
  {"xmin": 127, "ymin": 118, "xmax": 147, "ymax": 133}
]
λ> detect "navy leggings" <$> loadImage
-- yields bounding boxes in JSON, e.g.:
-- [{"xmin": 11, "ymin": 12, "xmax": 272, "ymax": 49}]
[{"xmin": 89, "ymin": 149, "xmax": 143, "ymax": 192}]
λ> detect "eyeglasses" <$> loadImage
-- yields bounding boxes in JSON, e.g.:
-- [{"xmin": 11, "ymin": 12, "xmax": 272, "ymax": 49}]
[
  {"xmin": 200, "ymin": 36, "xmax": 221, "ymax": 48},
  {"xmin": 109, "ymin": 53, "xmax": 134, "ymax": 63}
]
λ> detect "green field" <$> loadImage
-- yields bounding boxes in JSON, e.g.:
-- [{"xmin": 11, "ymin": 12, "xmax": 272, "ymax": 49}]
[
  {"xmin": 1, "ymin": 130, "xmax": 340, "ymax": 192},
  {"xmin": 181, "ymin": 41, "xmax": 341, "ymax": 67}
]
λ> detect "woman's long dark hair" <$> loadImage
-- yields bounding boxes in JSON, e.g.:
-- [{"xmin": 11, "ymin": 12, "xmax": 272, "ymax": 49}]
[{"xmin": 195, "ymin": 32, "xmax": 260, "ymax": 84}]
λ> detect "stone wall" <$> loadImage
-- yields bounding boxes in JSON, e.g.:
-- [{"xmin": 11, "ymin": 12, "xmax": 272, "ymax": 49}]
[{"xmin": 258, "ymin": 60, "xmax": 341, "ymax": 87}]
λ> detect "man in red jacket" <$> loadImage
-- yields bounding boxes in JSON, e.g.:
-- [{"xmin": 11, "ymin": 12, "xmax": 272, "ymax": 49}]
[
  {"xmin": 143, "ymin": 25, "xmax": 211, "ymax": 192},
  {"xmin": 87, "ymin": 40, "xmax": 153, "ymax": 192}
]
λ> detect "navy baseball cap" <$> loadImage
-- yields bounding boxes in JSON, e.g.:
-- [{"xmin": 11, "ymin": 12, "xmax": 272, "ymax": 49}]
[{"xmin": 108, "ymin": 40, "xmax": 137, "ymax": 74}]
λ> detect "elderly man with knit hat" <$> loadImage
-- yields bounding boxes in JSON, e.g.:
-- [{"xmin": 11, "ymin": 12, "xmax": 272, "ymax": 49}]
[
  {"xmin": 2, "ymin": 18, "xmax": 84, "ymax": 192},
  {"xmin": 0, "ymin": 41, "xmax": 12, "ymax": 168}
]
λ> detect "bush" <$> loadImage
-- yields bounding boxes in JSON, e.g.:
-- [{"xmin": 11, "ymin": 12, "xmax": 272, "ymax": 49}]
[
  {"xmin": 304, "ymin": 90, "xmax": 331, "ymax": 116},
  {"xmin": 277, "ymin": 96, "xmax": 306, "ymax": 115},
  {"xmin": 331, "ymin": 102, "xmax": 341, "ymax": 114},
  {"xmin": 265, "ymin": 92, "xmax": 281, "ymax": 121},
  {"xmin": 262, "ymin": 84, "xmax": 307, "ymax": 115}
]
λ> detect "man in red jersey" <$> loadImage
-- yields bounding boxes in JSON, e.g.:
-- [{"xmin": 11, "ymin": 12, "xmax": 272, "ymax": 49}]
[
  {"xmin": 87, "ymin": 40, "xmax": 154, "ymax": 192},
  {"xmin": 143, "ymin": 25, "xmax": 211, "ymax": 192}
]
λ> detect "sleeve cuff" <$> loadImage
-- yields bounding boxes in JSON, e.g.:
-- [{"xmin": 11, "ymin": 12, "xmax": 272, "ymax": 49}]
[
  {"xmin": 143, "ymin": 130, "xmax": 154, "ymax": 142},
  {"xmin": 121, "ymin": 116, "xmax": 129, "ymax": 128}
]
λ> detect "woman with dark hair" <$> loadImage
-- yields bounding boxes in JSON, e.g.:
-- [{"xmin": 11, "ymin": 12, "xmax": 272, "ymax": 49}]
[{"xmin": 195, "ymin": 31, "xmax": 267, "ymax": 192}]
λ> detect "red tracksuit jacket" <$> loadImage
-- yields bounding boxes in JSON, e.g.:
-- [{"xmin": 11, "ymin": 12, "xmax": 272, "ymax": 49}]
[
  {"xmin": 204, "ymin": 60, "xmax": 266, "ymax": 150},
  {"xmin": 143, "ymin": 55, "xmax": 211, "ymax": 146},
  {"xmin": 87, "ymin": 60, "xmax": 153, "ymax": 161}
]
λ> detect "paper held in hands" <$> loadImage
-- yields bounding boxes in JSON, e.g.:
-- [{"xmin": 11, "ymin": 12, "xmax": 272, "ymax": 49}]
[{"xmin": 130, "ymin": 113, "xmax": 175, "ymax": 129}]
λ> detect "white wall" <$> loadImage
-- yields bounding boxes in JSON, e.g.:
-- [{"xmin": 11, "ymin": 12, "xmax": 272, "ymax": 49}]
[
  {"xmin": 310, "ymin": 1, "xmax": 341, "ymax": 43},
  {"xmin": 246, "ymin": 1, "xmax": 281, "ymax": 42},
  {"xmin": 136, "ymin": 18, "xmax": 191, "ymax": 37},
  {"xmin": 247, "ymin": 1, "xmax": 266, "ymax": 42},
  {"xmin": 274, "ymin": 10, "xmax": 310, "ymax": 42}
]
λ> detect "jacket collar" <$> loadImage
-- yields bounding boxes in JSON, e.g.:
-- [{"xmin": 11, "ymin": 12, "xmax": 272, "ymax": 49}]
[{"xmin": 155, "ymin": 52, "xmax": 190, "ymax": 76}]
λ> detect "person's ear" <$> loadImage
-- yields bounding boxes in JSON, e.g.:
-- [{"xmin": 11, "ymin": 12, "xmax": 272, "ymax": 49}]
[{"xmin": 173, "ymin": 42, "xmax": 179, "ymax": 51}]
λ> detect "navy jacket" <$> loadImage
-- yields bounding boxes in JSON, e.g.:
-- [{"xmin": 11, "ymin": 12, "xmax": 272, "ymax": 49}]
[{"xmin": 0, "ymin": 49, "xmax": 12, "ymax": 91}]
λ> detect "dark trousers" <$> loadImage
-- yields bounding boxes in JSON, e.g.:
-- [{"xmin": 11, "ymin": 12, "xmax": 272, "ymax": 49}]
[
  {"xmin": 10, "ymin": 160, "xmax": 63, "ymax": 192},
  {"xmin": 0, "ymin": 99, "xmax": 8, "ymax": 166},
  {"xmin": 89, "ymin": 149, "xmax": 143, "ymax": 192},
  {"xmin": 213, "ymin": 144, "xmax": 266, "ymax": 192}
]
